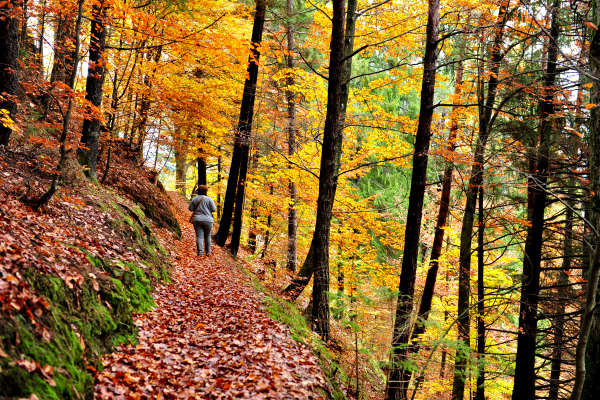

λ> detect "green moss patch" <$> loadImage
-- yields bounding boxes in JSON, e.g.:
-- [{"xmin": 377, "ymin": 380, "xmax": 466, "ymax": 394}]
[
  {"xmin": 0, "ymin": 253, "xmax": 164, "ymax": 400},
  {"xmin": 243, "ymin": 270, "xmax": 346, "ymax": 400}
]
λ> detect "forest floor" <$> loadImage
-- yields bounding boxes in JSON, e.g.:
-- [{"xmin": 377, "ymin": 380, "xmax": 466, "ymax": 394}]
[{"xmin": 95, "ymin": 192, "xmax": 328, "ymax": 399}]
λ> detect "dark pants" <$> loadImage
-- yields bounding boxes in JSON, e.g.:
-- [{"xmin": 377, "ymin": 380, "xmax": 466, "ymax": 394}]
[{"xmin": 193, "ymin": 220, "xmax": 213, "ymax": 256}]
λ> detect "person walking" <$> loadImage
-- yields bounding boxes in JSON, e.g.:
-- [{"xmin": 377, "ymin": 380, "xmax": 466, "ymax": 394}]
[{"xmin": 188, "ymin": 185, "xmax": 217, "ymax": 256}]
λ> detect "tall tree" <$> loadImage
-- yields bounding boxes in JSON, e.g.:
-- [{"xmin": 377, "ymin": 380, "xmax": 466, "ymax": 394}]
[
  {"xmin": 48, "ymin": 4, "xmax": 77, "ymax": 88},
  {"xmin": 78, "ymin": 0, "xmax": 108, "ymax": 181},
  {"xmin": 384, "ymin": 0, "xmax": 440, "ymax": 398},
  {"xmin": 216, "ymin": 0, "xmax": 266, "ymax": 251},
  {"xmin": 306, "ymin": 0, "xmax": 346, "ymax": 341},
  {"xmin": 285, "ymin": 0, "xmax": 298, "ymax": 272},
  {"xmin": 548, "ymin": 195, "xmax": 572, "ymax": 400},
  {"xmin": 282, "ymin": 0, "xmax": 358, "ymax": 298},
  {"xmin": 574, "ymin": 0, "xmax": 600, "ymax": 398},
  {"xmin": 476, "ymin": 185, "xmax": 485, "ymax": 400},
  {"xmin": 451, "ymin": 4, "xmax": 509, "ymax": 398},
  {"xmin": 0, "ymin": 0, "xmax": 19, "ymax": 147},
  {"xmin": 394, "ymin": 50, "xmax": 464, "ymax": 400},
  {"xmin": 512, "ymin": 2, "xmax": 559, "ymax": 398}
]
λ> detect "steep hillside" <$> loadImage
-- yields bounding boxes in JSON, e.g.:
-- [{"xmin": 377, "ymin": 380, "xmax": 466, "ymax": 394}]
[{"xmin": 0, "ymin": 145, "xmax": 179, "ymax": 399}]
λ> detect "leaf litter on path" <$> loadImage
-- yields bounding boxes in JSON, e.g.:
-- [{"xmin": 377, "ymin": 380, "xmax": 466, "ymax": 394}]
[{"xmin": 95, "ymin": 193, "xmax": 327, "ymax": 399}]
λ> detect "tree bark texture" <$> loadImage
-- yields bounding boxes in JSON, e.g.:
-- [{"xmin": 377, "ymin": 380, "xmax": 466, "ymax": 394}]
[
  {"xmin": 576, "ymin": 0, "xmax": 600, "ymax": 398},
  {"xmin": 512, "ymin": 2, "xmax": 559, "ymax": 398},
  {"xmin": 384, "ymin": 1, "xmax": 439, "ymax": 398},
  {"xmin": 548, "ymin": 200, "xmax": 572, "ymax": 400},
  {"xmin": 79, "ymin": 1, "xmax": 108, "ymax": 181},
  {"xmin": 49, "ymin": 6, "xmax": 77, "ymax": 88},
  {"xmin": 308, "ymin": 0, "xmax": 346, "ymax": 341},
  {"xmin": 216, "ymin": 0, "xmax": 266, "ymax": 249},
  {"xmin": 174, "ymin": 141, "xmax": 189, "ymax": 196},
  {"xmin": 452, "ymin": 5, "xmax": 508, "ymax": 399},
  {"xmin": 282, "ymin": 0, "xmax": 357, "ymax": 297},
  {"xmin": 197, "ymin": 157, "xmax": 207, "ymax": 187},
  {"xmin": 0, "ymin": 0, "xmax": 19, "ymax": 147},
  {"xmin": 476, "ymin": 186, "xmax": 485, "ymax": 400},
  {"xmin": 397, "ymin": 58, "xmax": 463, "ymax": 399},
  {"xmin": 286, "ymin": 0, "xmax": 298, "ymax": 273}
]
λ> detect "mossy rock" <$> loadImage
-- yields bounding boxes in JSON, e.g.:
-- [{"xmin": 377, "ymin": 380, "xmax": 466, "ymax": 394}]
[{"xmin": 0, "ymin": 254, "xmax": 163, "ymax": 399}]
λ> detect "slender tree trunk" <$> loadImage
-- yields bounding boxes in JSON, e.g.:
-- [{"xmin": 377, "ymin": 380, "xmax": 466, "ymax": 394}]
[
  {"xmin": 19, "ymin": 0, "xmax": 27, "ymax": 48},
  {"xmin": 404, "ymin": 59, "xmax": 463, "ymax": 374},
  {"xmin": 475, "ymin": 186, "xmax": 485, "ymax": 400},
  {"xmin": 197, "ymin": 157, "xmax": 207, "ymax": 187},
  {"xmin": 286, "ymin": 0, "xmax": 298, "ymax": 273},
  {"xmin": 282, "ymin": 0, "xmax": 358, "ymax": 298},
  {"xmin": 216, "ymin": 0, "xmax": 266, "ymax": 249},
  {"xmin": 37, "ymin": 0, "xmax": 46, "ymax": 59},
  {"xmin": 248, "ymin": 150, "xmax": 259, "ymax": 252},
  {"xmin": 174, "ymin": 138, "xmax": 189, "ymax": 196},
  {"xmin": 49, "ymin": 7, "xmax": 76, "ymax": 87},
  {"xmin": 31, "ymin": 0, "xmax": 83, "ymax": 208},
  {"xmin": 512, "ymin": 2, "xmax": 559, "ymax": 399},
  {"xmin": 452, "ymin": 5, "xmax": 508, "ymax": 399},
  {"xmin": 78, "ymin": 0, "xmax": 108, "ymax": 181},
  {"xmin": 574, "ymin": 1, "xmax": 600, "ymax": 398},
  {"xmin": 384, "ymin": 1, "xmax": 440, "ymax": 398},
  {"xmin": 307, "ymin": 0, "xmax": 346, "ymax": 341},
  {"xmin": 0, "ymin": 0, "xmax": 19, "ymax": 147},
  {"xmin": 548, "ymin": 201, "xmax": 572, "ymax": 400},
  {"xmin": 217, "ymin": 150, "xmax": 222, "ymax": 218},
  {"xmin": 261, "ymin": 184, "xmax": 274, "ymax": 259}
]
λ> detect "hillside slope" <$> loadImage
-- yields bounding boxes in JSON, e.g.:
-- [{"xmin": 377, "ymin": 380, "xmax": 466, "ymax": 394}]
[{"xmin": 0, "ymin": 145, "xmax": 179, "ymax": 399}]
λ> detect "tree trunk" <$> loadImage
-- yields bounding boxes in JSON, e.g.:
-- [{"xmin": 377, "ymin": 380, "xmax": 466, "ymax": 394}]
[
  {"xmin": 451, "ymin": 5, "xmax": 508, "ymax": 399},
  {"xmin": 49, "ymin": 7, "xmax": 77, "ymax": 87},
  {"xmin": 574, "ymin": 0, "xmax": 600, "ymax": 398},
  {"xmin": 404, "ymin": 58, "xmax": 463, "ymax": 373},
  {"xmin": 282, "ymin": 0, "xmax": 358, "ymax": 298},
  {"xmin": 217, "ymin": 151, "xmax": 222, "ymax": 218},
  {"xmin": 548, "ymin": 201, "xmax": 572, "ymax": 400},
  {"xmin": 0, "ymin": 0, "xmax": 19, "ymax": 147},
  {"xmin": 306, "ymin": 0, "xmax": 346, "ymax": 341},
  {"xmin": 78, "ymin": 0, "xmax": 108, "ymax": 181},
  {"xmin": 261, "ymin": 184, "xmax": 274, "ymax": 259},
  {"xmin": 286, "ymin": 0, "xmax": 298, "ymax": 273},
  {"xmin": 197, "ymin": 157, "xmax": 207, "ymax": 187},
  {"xmin": 475, "ymin": 186, "xmax": 485, "ymax": 400},
  {"xmin": 216, "ymin": 0, "xmax": 266, "ymax": 249},
  {"xmin": 384, "ymin": 1, "xmax": 440, "ymax": 398},
  {"xmin": 30, "ymin": 0, "xmax": 83, "ymax": 209},
  {"xmin": 512, "ymin": 2, "xmax": 559, "ymax": 399},
  {"xmin": 174, "ymin": 139, "xmax": 189, "ymax": 196},
  {"xmin": 248, "ymin": 151, "xmax": 260, "ymax": 253}
]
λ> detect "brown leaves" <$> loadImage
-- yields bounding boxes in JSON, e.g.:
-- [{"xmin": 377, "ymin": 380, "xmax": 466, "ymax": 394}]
[
  {"xmin": 15, "ymin": 359, "xmax": 56, "ymax": 387},
  {"xmin": 95, "ymin": 194, "xmax": 326, "ymax": 399}
]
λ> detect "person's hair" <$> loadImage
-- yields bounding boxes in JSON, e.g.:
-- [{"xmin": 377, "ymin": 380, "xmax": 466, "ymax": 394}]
[{"xmin": 197, "ymin": 185, "xmax": 208, "ymax": 195}]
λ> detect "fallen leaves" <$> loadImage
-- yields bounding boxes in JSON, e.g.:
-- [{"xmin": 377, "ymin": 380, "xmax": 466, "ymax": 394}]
[{"xmin": 95, "ymin": 194, "xmax": 327, "ymax": 399}]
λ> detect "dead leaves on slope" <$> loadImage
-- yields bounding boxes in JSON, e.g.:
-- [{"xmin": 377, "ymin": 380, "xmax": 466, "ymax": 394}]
[{"xmin": 95, "ymin": 194, "xmax": 326, "ymax": 399}]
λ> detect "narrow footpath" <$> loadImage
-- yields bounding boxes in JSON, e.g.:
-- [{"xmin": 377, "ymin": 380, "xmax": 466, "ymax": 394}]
[{"xmin": 95, "ymin": 193, "xmax": 327, "ymax": 399}]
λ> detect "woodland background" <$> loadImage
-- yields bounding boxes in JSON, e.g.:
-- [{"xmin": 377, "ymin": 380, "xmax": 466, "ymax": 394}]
[{"xmin": 1, "ymin": 0, "xmax": 600, "ymax": 399}]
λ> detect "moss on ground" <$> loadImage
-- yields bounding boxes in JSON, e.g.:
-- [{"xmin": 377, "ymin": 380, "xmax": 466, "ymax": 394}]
[
  {"xmin": 244, "ymin": 270, "xmax": 347, "ymax": 400},
  {"xmin": 0, "ymin": 198, "xmax": 170, "ymax": 400}
]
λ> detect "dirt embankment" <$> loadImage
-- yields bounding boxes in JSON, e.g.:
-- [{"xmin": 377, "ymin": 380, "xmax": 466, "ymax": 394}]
[{"xmin": 0, "ymin": 144, "xmax": 179, "ymax": 400}]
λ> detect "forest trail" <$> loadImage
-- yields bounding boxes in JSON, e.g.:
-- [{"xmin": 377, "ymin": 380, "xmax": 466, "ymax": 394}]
[{"xmin": 94, "ymin": 193, "xmax": 327, "ymax": 399}]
